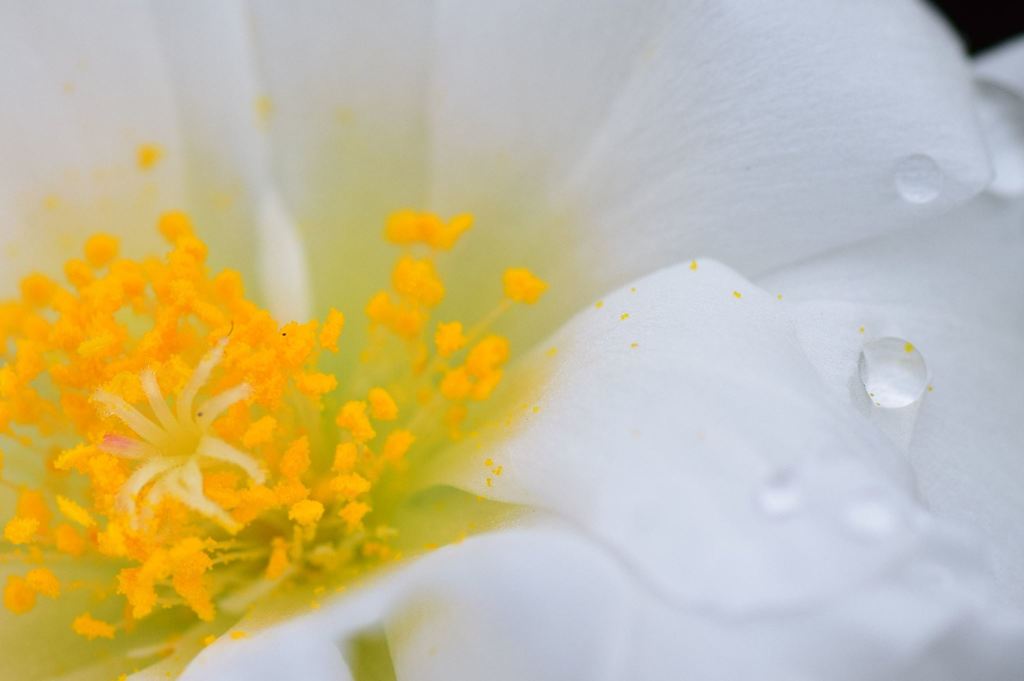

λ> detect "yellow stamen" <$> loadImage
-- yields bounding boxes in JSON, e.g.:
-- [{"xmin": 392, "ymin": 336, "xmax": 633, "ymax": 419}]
[
  {"xmin": 0, "ymin": 208, "xmax": 543, "ymax": 658},
  {"xmin": 73, "ymin": 613, "xmax": 116, "ymax": 640},
  {"xmin": 368, "ymin": 387, "xmax": 399, "ymax": 421},
  {"xmin": 503, "ymin": 268, "xmax": 548, "ymax": 304},
  {"xmin": 289, "ymin": 500, "xmax": 324, "ymax": 527}
]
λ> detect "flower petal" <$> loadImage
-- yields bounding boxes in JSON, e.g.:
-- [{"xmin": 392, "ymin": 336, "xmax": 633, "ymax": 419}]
[
  {"xmin": 757, "ymin": 193, "xmax": 1024, "ymax": 606},
  {"xmin": 976, "ymin": 35, "xmax": 1024, "ymax": 96},
  {"xmin": 0, "ymin": 2, "xmax": 311, "ymax": 319},
  {"xmin": 240, "ymin": 1, "xmax": 989, "ymax": 325},
  {"xmin": 431, "ymin": 260, "xmax": 967, "ymax": 615},
  {"xmin": 0, "ymin": 2, "xmax": 183, "ymax": 291},
  {"xmin": 974, "ymin": 39, "xmax": 1024, "ymax": 197},
  {"xmin": 184, "ymin": 522, "xmax": 1024, "ymax": 680}
]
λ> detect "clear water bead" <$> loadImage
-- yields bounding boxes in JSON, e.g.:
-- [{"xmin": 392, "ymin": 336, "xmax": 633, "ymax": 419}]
[
  {"xmin": 755, "ymin": 469, "xmax": 802, "ymax": 518},
  {"xmin": 895, "ymin": 154, "xmax": 942, "ymax": 204},
  {"xmin": 858, "ymin": 337, "xmax": 928, "ymax": 408}
]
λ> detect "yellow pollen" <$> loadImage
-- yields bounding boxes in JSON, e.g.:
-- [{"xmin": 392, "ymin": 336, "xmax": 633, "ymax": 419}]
[
  {"xmin": 289, "ymin": 500, "xmax": 324, "ymax": 527},
  {"xmin": 55, "ymin": 524, "xmax": 86, "ymax": 556},
  {"xmin": 904, "ymin": 342, "xmax": 915, "ymax": 353},
  {"xmin": 368, "ymin": 387, "xmax": 399, "ymax": 421},
  {"xmin": 732, "ymin": 291, "xmax": 742, "ymax": 299},
  {"xmin": 242, "ymin": 415, "xmax": 277, "ymax": 448},
  {"xmin": 620, "ymin": 312, "xmax": 630, "ymax": 321},
  {"xmin": 3, "ymin": 576, "xmax": 36, "ymax": 614},
  {"xmin": 339, "ymin": 501, "xmax": 370, "ymax": 530},
  {"xmin": 279, "ymin": 436, "xmax": 312, "ymax": 480},
  {"xmin": 690, "ymin": 259, "xmax": 698, "ymax": 271},
  {"xmin": 332, "ymin": 442, "xmax": 358, "ymax": 473},
  {"xmin": 56, "ymin": 495, "xmax": 95, "ymax": 528},
  {"xmin": 72, "ymin": 613, "xmax": 116, "ymax": 640},
  {"xmin": 26, "ymin": 567, "xmax": 61, "ymax": 598},
  {"xmin": 434, "ymin": 321, "xmax": 467, "ymax": 358},
  {"xmin": 382, "ymin": 430, "xmax": 415, "ymax": 463},
  {"xmin": 83, "ymin": 233, "xmax": 120, "ymax": 268},
  {"xmin": 393, "ymin": 256, "xmax": 445, "ymax": 307},
  {"xmin": 503, "ymin": 268, "xmax": 548, "ymax": 304},
  {"xmin": 336, "ymin": 401, "xmax": 376, "ymax": 443},
  {"xmin": 385, "ymin": 210, "xmax": 474, "ymax": 250},
  {"xmin": 594, "ymin": 300, "xmax": 604, "ymax": 309},
  {"xmin": 319, "ymin": 308, "xmax": 345, "ymax": 352},
  {"xmin": 331, "ymin": 472, "xmax": 371, "ymax": 500},
  {"xmin": 136, "ymin": 143, "xmax": 163, "ymax": 170},
  {"xmin": 230, "ymin": 630, "xmax": 249, "ymax": 640},
  {"xmin": 4, "ymin": 517, "xmax": 39, "ymax": 545}
]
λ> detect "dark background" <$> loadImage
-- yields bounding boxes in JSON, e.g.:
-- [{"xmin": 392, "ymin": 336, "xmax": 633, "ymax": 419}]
[{"xmin": 928, "ymin": 0, "xmax": 1024, "ymax": 53}]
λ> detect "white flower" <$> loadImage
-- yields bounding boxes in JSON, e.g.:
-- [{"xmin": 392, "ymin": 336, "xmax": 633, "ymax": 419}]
[{"xmin": 0, "ymin": 2, "xmax": 1023, "ymax": 680}]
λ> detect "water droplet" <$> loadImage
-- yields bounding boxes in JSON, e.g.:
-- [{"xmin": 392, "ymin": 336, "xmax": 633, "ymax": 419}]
[
  {"xmin": 845, "ymin": 495, "xmax": 898, "ymax": 538},
  {"xmin": 858, "ymin": 337, "xmax": 928, "ymax": 408},
  {"xmin": 755, "ymin": 469, "xmax": 802, "ymax": 518},
  {"xmin": 895, "ymin": 154, "xmax": 942, "ymax": 204}
]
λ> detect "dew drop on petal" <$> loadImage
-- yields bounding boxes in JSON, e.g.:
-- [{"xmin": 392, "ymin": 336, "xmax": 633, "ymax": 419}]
[
  {"xmin": 755, "ymin": 468, "xmax": 802, "ymax": 518},
  {"xmin": 858, "ymin": 337, "xmax": 928, "ymax": 408},
  {"xmin": 895, "ymin": 154, "xmax": 942, "ymax": 204}
]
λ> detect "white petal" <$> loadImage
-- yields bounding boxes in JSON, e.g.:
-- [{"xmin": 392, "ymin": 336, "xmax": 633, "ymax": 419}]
[
  {"xmin": 0, "ymin": 2, "xmax": 312, "ymax": 318},
  {"xmin": 179, "ymin": 632, "xmax": 354, "ymax": 681},
  {"xmin": 431, "ymin": 260, "xmax": 946, "ymax": 613},
  {"xmin": 974, "ymin": 39, "xmax": 1024, "ymax": 197},
  {"xmin": 976, "ymin": 35, "xmax": 1024, "ymax": 96},
  {"xmin": 184, "ymin": 522, "xmax": 1024, "ymax": 681},
  {"xmin": 427, "ymin": 0, "xmax": 988, "ymax": 296},
  {"xmin": 227, "ymin": 1, "xmax": 992, "ymax": 327},
  {"xmin": 0, "ymin": 2, "xmax": 183, "ymax": 291},
  {"xmin": 757, "ymin": 194, "xmax": 1024, "ymax": 606},
  {"xmin": 384, "ymin": 522, "xmax": 628, "ymax": 681}
]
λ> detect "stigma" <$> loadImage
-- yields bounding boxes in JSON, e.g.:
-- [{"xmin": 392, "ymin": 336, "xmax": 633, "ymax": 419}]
[{"xmin": 92, "ymin": 338, "xmax": 261, "ymax": 532}]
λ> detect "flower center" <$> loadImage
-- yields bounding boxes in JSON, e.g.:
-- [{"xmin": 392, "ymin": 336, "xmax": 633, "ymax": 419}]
[{"xmin": 0, "ymin": 210, "xmax": 545, "ymax": 652}]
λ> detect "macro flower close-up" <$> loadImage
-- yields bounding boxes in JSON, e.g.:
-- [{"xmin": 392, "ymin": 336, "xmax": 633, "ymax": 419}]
[{"xmin": 2, "ymin": 2, "xmax": 1024, "ymax": 679}]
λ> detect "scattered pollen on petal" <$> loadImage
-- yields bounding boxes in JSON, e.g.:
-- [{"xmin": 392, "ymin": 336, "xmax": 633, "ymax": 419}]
[{"xmin": 136, "ymin": 143, "xmax": 163, "ymax": 170}]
